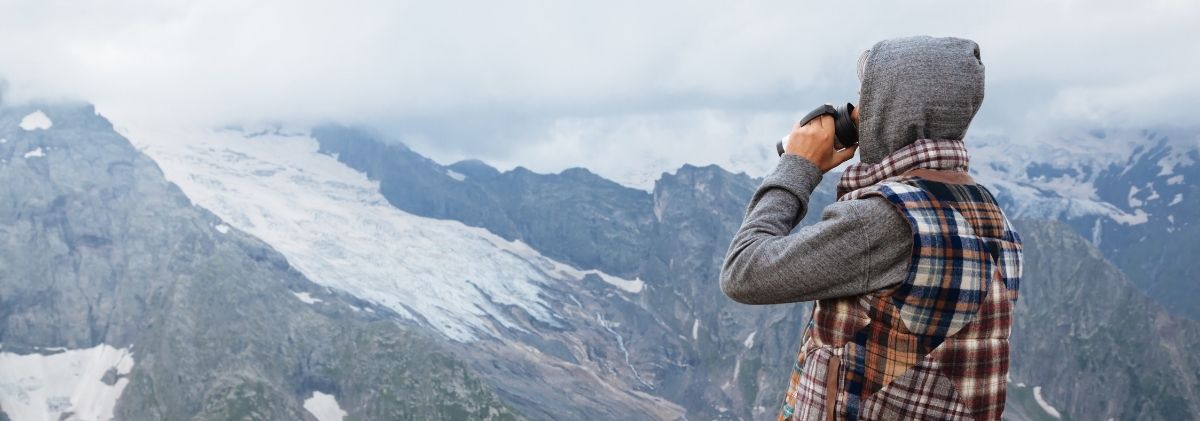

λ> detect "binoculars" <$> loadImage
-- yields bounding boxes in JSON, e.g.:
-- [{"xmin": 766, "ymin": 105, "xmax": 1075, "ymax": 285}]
[{"xmin": 775, "ymin": 103, "xmax": 859, "ymax": 156}]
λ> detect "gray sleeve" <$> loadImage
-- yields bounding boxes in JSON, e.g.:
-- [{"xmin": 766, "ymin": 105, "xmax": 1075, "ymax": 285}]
[{"xmin": 719, "ymin": 154, "xmax": 912, "ymax": 305}]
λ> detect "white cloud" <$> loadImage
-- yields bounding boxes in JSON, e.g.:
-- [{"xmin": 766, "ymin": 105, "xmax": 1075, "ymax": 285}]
[{"xmin": 0, "ymin": 0, "xmax": 1196, "ymax": 182}]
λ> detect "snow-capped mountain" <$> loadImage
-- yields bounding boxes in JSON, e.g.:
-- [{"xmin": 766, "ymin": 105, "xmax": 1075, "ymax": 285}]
[
  {"xmin": 969, "ymin": 128, "xmax": 1200, "ymax": 319},
  {"xmin": 970, "ymin": 127, "xmax": 1195, "ymax": 229},
  {"xmin": 5, "ymin": 101, "xmax": 1199, "ymax": 420}
]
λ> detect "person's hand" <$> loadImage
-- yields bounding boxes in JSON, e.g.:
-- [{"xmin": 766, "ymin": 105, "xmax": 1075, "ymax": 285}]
[{"xmin": 781, "ymin": 112, "xmax": 858, "ymax": 173}]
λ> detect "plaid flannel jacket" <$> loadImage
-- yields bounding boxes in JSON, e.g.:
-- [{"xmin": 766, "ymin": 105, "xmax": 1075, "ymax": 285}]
[{"xmin": 779, "ymin": 139, "xmax": 1023, "ymax": 421}]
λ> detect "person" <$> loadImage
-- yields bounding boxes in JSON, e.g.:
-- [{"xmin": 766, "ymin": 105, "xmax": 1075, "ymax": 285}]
[{"xmin": 720, "ymin": 36, "xmax": 1023, "ymax": 421}]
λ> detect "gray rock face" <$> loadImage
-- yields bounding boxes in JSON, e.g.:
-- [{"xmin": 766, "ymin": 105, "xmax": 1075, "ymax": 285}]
[
  {"xmin": 1010, "ymin": 220, "xmax": 1200, "ymax": 420},
  {"xmin": 0, "ymin": 104, "xmax": 517, "ymax": 420},
  {"xmin": 312, "ymin": 124, "xmax": 1200, "ymax": 420}
]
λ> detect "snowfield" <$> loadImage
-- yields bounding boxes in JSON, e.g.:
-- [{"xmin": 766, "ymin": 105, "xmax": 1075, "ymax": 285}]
[
  {"xmin": 127, "ymin": 127, "xmax": 641, "ymax": 342},
  {"xmin": 0, "ymin": 344, "xmax": 134, "ymax": 421}
]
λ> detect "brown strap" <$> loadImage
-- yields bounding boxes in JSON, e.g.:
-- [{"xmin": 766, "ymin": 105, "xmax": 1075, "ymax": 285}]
[
  {"xmin": 825, "ymin": 355, "xmax": 841, "ymax": 420},
  {"xmin": 903, "ymin": 168, "xmax": 977, "ymax": 185}
]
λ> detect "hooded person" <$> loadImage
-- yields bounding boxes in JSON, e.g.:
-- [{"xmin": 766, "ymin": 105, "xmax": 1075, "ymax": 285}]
[{"xmin": 720, "ymin": 36, "xmax": 1023, "ymax": 421}]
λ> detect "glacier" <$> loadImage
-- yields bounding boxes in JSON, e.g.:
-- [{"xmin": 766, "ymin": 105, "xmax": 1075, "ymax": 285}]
[{"xmin": 125, "ymin": 126, "xmax": 641, "ymax": 342}]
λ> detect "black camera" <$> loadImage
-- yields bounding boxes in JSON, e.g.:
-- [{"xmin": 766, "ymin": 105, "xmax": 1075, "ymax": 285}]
[{"xmin": 775, "ymin": 102, "xmax": 859, "ymax": 156}]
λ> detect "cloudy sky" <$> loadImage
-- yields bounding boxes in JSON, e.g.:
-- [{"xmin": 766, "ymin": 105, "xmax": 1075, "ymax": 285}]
[{"xmin": 1, "ymin": 0, "xmax": 1197, "ymax": 187}]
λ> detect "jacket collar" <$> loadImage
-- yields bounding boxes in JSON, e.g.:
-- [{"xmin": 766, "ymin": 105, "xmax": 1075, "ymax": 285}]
[{"xmin": 836, "ymin": 138, "xmax": 969, "ymax": 199}]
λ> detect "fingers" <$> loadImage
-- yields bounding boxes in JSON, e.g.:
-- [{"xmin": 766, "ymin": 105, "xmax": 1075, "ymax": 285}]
[
  {"xmin": 810, "ymin": 114, "xmax": 831, "ymax": 130},
  {"xmin": 794, "ymin": 113, "xmax": 834, "ymax": 130}
]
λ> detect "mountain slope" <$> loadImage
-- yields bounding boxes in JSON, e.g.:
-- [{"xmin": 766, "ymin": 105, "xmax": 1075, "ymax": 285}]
[
  {"xmin": 0, "ymin": 104, "xmax": 516, "ymax": 420},
  {"xmin": 1009, "ymin": 220, "xmax": 1200, "ymax": 420}
]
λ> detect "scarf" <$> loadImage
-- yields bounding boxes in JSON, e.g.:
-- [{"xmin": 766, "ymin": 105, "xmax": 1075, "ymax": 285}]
[{"xmin": 836, "ymin": 138, "xmax": 970, "ymax": 199}]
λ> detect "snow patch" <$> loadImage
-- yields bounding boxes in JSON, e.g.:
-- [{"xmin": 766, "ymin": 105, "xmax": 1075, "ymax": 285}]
[
  {"xmin": 743, "ymin": 331, "xmax": 756, "ymax": 349},
  {"xmin": 19, "ymin": 110, "xmax": 53, "ymax": 131},
  {"xmin": 590, "ymin": 273, "xmax": 643, "ymax": 293},
  {"xmin": 1032, "ymin": 386, "xmax": 1062, "ymax": 419},
  {"xmin": 446, "ymin": 169, "xmax": 467, "ymax": 181},
  {"xmin": 304, "ymin": 391, "xmax": 347, "ymax": 421},
  {"xmin": 1128, "ymin": 185, "xmax": 1143, "ymax": 207},
  {"xmin": 214, "ymin": 223, "xmax": 231, "ymax": 234},
  {"xmin": 731, "ymin": 358, "xmax": 742, "ymax": 386},
  {"xmin": 1167, "ymin": 175, "xmax": 1185, "ymax": 185},
  {"xmin": 293, "ymin": 291, "xmax": 323, "ymax": 305},
  {"xmin": 692, "ymin": 319, "xmax": 700, "ymax": 341},
  {"xmin": 1169, "ymin": 194, "xmax": 1183, "ymax": 206},
  {"xmin": 1109, "ymin": 209, "xmax": 1149, "ymax": 225},
  {"xmin": 23, "ymin": 147, "xmax": 45, "ymax": 159},
  {"xmin": 1158, "ymin": 151, "xmax": 1195, "ymax": 176},
  {"xmin": 0, "ymin": 344, "xmax": 134, "ymax": 421}
]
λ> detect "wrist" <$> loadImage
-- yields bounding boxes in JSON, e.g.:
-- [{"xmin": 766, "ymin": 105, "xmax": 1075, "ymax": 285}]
[{"xmin": 767, "ymin": 154, "xmax": 823, "ymax": 197}]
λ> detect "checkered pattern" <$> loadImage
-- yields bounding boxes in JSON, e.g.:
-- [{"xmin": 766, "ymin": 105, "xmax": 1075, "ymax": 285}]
[
  {"xmin": 876, "ymin": 182, "xmax": 989, "ymax": 346},
  {"xmin": 836, "ymin": 138, "xmax": 970, "ymax": 200},
  {"xmin": 859, "ymin": 358, "xmax": 974, "ymax": 420},
  {"xmin": 779, "ymin": 172, "xmax": 1022, "ymax": 421},
  {"xmin": 782, "ymin": 345, "xmax": 843, "ymax": 421}
]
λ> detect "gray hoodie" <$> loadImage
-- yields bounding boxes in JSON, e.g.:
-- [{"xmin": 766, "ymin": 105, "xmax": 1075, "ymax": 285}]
[{"xmin": 720, "ymin": 36, "xmax": 985, "ymax": 304}]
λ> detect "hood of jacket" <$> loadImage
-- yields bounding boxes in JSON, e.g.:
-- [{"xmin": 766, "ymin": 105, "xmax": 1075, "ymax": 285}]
[{"xmin": 856, "ymin": 36, "xmax": 985, "ymax": 164}]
